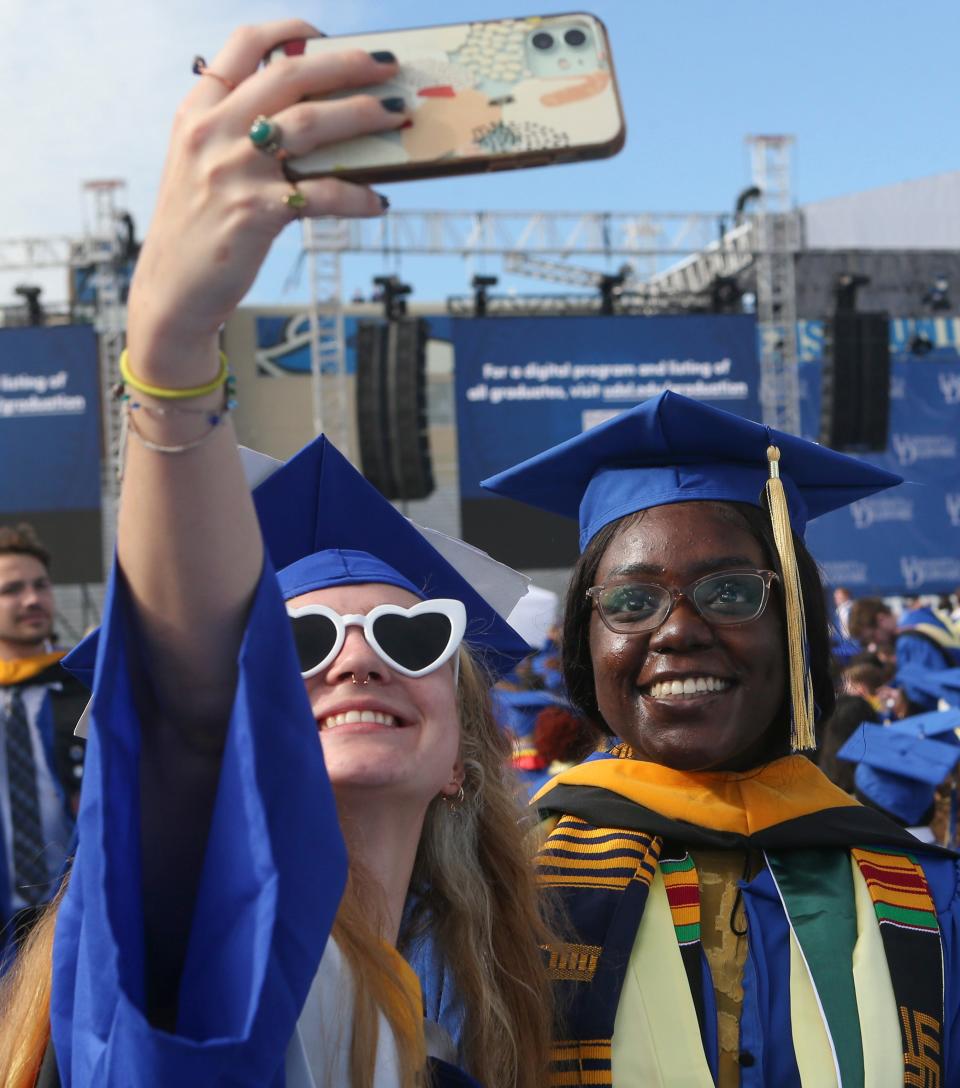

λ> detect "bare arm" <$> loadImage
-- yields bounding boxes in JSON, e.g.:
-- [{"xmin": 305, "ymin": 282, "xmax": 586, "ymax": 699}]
[{"xmin": 113, "ymin": 20, "xmax": 405, "ymax": 1018}]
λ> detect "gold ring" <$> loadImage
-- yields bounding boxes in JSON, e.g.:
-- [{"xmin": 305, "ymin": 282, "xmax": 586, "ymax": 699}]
[{"xmin": 283, "ymin": 183, "xmax": 308, "ymax": 218}]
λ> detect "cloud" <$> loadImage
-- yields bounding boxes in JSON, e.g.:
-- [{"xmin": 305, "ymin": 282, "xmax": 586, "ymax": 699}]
[{"xmin": 0, "ymin": 0, "xmax": 373, "ymax": 308}]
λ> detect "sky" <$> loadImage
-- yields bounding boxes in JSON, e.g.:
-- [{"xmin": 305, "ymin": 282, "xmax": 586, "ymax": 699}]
[{"xmin": 3, "ymin": 0, "xmax": 959, "ymax": 310}]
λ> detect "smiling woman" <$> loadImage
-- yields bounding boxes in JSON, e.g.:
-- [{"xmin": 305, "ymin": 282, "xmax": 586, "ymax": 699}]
[
  {"xmin": 484, "ymin": 391, "xmax": 960, "ymax": 1087},
  {"xmin": 585, "ymin": 503, "xmax": 788, "ymax": 772},
  {"xmin": 0, "ymin": 18, "xmax": 553, "ymax": 1088}
]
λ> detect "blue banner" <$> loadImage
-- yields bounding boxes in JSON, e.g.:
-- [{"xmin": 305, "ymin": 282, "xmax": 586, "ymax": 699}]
[
  {"xmin": 802, "ymin": 356, "xmax": 960, "ymax": 596},
  {"xmin": 452, "ymin": 314, "xmax": 760, "ymax": 501},
  {"xmin": 0, "ymin": 326, "xmax": 101, "ymax": 511}
]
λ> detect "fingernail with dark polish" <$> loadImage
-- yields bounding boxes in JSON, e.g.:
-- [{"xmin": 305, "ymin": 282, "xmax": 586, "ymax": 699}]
[
  {"xmin": 370, "ymin": 50, "xmax": 397, "ymax": 64},
  {"xmin": 380, "ymin": 96, "xmax": 405, "ymax": 113},
  {"xmin": 377, "ymin": 193, "xmax": 390, "ymax": 211}
]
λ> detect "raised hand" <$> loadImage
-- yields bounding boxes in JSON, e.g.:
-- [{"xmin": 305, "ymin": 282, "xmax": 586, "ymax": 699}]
[{"xmin": 126, "ymin": 19, "xmax": 404, "ymax": 375}]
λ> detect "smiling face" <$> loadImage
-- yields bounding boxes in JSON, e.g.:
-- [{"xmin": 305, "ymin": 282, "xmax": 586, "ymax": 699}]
[
  {"xmin": 289, "ymin": 581, "xmax": 464, "ymax": 805},
  {"xmin": 588, "ymin": 502, "xmax": 787, "ymax": 771}
]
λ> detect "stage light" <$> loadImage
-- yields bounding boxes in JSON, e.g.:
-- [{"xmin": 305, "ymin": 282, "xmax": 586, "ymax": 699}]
[
  {"xmin": 118, "ymin": 212, "xmax": 140, "ymax": 262},
  {"xmin": 923, "ymin": 276, "xmax": 951, "ymax": 313},
  {"xmin": 471, "ymin": 274, "xmax": 498, "ymax": 318},
  {"xmin": 598, "ymin": 271, "xmax": 625, "ymax": 316},
  {"xmin": 834, "ymin": 273, "xmax": 870, "ymax": 313},
  {"xmin": 372, "ymin": 275, "xmax": 412, "ymax": 321},
  {"xmin": 711, "ymin": 275, "xmax": 743, "ymax": 314},
  {"xmin": 14, "ymin": 285, "xmax": 44, "ymax": 327}
]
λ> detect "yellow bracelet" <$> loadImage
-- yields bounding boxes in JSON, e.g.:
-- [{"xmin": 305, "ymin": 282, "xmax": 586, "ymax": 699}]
[{"xmin": 119, "ymin": 349, "xmax": 230, "ymax": 400}]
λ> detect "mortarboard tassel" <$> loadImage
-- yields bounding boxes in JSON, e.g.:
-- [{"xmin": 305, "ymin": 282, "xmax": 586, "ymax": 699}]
[{"xmin": 764, "ymin": 445, "xmax": 816, "ymax": 751}]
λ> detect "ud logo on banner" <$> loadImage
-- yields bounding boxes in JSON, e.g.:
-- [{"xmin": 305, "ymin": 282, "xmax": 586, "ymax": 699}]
[
  {"xmin": 939, "ymin": 371, "xmax": 960, "ymax": 405},
  {"xmin": 946, "ymin": 493, "xmax": 960, "ymax": 528},
  {"xmin": 819, "ymin": 560, "xmax": 870, "ymax": 588},
  {"xmin": 849, "ymin": 496, "xmax": 913, "ymax": 530},
  {"xmin": 900, "ymin": 557, "xmax": 960, "ymax": 591},
  {"xmin": 890, "ymin": 434, "xmax": 957, "ymax": 467}
]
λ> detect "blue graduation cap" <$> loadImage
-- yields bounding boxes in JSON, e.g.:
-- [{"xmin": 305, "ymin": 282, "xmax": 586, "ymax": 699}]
[
  {"xmin": 492, "ymin": 688, "xmax": 569, "ymax": 737},
  {"xmin": 837, "ymin": 721, "xmax": 960, "ymax": 825},
  {"xmin": 896, "ymin": 664, "xmax": 960, "ymax": 708},
  {"xmin": 888, "ymin": 707, "xmax": 960, "ymax": 744},
  {"xmin": 481, "ymin": 391, "xmax": 902, "ymax": 752},
  {"xmin": 481, "ymin": 391, "xmax": 902, "ymax": 549},
  {"xmin": 67, "ymin": 437, "xmax": 532, "ymax": 691}
]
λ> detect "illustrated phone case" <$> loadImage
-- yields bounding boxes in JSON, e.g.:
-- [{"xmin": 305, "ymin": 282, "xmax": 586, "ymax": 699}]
[{"xmin": 267, "ymin": 13, "xmax": 625, "ymax": 183}]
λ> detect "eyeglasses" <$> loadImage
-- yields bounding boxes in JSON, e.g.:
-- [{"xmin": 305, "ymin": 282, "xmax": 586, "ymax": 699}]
[
  {"xmin": 587, "ymin": 569, "xmax": 778, "ymax": 634},
  {"xmin": 286, "ymin": 598, "xmax": 466, "ymax": 679}
]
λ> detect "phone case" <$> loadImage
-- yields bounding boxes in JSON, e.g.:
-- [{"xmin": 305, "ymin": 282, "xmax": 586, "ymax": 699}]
[{"xmin": 267, "ymin": 13, "xmax": 625, "ymax": 183}]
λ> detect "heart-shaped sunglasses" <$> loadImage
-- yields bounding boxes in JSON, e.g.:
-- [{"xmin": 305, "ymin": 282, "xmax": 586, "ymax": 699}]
[{"xmin": 286, "ymin": 599, "xmax": 467, "ymax": 679}]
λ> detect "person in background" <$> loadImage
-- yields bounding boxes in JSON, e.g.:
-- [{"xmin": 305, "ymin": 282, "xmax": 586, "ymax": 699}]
[
  {"xmin": 0, "ymin": 525, "xmax": 84, "ymax": 959},
  {"xmin": 833, "ymin": 585, "xmax": 854, "ymax": 639},
  {"xmin": 818, "ymin": 661, "xmax": 890, "ymax": 792},
  {"xmin": 493, "ymin": 687, "xmax": 564, "ymax": 794},
  {"xmin": 526, "ymin": 704, "xmax": 597, "ymax": 795},
  {"xmin": 529, "ymin": 624, "xmax": 564, "ymax": 693},
  {"xmin": 849, "ymin": 596, "xmax": 960, "ymax": 713}
]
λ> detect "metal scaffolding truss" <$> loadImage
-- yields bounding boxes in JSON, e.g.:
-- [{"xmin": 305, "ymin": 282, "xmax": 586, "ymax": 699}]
[
  {"xmin": 1, "ymin": 181, "xmax": 800, "ymax": 525},
  {"xmin": 748, "ymin": 136, "xmax": 801, "ymax": 434},
  {"xmin": 0, "ymin": 181, "xmax": 128, "ymax": 575},
  {"xmin": 301, "ymin": 197, "xmax": 799, "ymax": 437},
  {"xmin": 323, "ymin": 209, "xmax": 731, "ymax": 257}
]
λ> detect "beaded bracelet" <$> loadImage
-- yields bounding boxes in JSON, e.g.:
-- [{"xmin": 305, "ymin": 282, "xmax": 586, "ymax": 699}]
[
  {"xmin": 114, "ymin": 370, "xmax": 238, "ymax": 465},
  {"xmin": 118, "ymin": 348, "xmax": 230, "ymax": 400},
  {"xmin": 125, "ymin": 403, "xmax": 231, "ymax": 454}
]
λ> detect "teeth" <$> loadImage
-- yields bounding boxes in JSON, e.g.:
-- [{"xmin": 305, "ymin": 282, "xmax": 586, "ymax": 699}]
[
  {"xmin": 321, "ymin": 710, "xmax": 399, "ymax": 729},
  {"xmin": 648, "ymin": 676, "xmax": 731, "ymax": 699}
]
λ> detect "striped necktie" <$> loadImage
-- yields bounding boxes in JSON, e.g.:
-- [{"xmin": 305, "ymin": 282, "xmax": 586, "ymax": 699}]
[{"xmin": 4, "ymin": 688, "xmax": 48, "ymax": 904}]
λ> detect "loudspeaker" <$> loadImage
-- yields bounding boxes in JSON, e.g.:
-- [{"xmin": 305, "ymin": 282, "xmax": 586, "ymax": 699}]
[
  {"xmin": 355, "ymin": 321, "xmax": 394, "ymax": 496},
  {"xmin": 355, "ymin": 318, "xmax": 434, "ymax": 501},
  {"xmin": 819, "ymin": 311, "xmax": 891, "ymax": 452}
]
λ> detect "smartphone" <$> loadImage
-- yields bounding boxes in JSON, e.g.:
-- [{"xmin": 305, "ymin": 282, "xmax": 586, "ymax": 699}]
[{"xmin": 266, "ymin": 13, "xmax": 625, "ymax": 184}]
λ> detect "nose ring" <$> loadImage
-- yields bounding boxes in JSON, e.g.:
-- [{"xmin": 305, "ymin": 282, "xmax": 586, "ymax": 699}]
[{"xmin": 350, "ymin": 673, "xmax": 369, "ymax": 686}]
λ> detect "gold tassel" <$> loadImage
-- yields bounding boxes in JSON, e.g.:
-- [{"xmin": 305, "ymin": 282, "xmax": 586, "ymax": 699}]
[{"xmin": 764, "ymin": 445, "xmax": 816, "ymax": 751}]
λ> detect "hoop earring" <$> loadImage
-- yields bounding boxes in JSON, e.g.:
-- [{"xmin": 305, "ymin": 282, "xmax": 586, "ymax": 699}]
[{"xmin": 442, "ymin": 784, "xmax": 466, "ymax": 812}]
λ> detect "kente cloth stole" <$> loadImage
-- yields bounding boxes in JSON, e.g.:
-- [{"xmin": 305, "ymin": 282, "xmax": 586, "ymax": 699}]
[
  {"xmin": 537, "ymin": 818, "xmax": 945, "ymax": 1088},
  {"xmin": 536, "ymin": 814, "xmax": 663, "ymax": 1085},
  {"xmin": 851, "ymin": 848, "xmax": 945, "ymax": 1088}
]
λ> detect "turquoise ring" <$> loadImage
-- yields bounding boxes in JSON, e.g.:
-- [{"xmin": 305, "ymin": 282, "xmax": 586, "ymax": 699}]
[{"xmin": 249, "ymin": 115, "xmax": 285, "ymax": 157}]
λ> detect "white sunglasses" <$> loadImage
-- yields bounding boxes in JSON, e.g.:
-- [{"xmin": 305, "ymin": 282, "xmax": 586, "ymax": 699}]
[{"xmin": 286, "ymin": 598, "xmax": 467, "ymax": 679}]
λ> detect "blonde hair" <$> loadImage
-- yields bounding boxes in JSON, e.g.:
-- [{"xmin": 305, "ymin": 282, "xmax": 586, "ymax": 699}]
[
  {"xmin": 0, "ymin": 895, "xmax": 60, "ymax": 1088},
  {"xmin": 402, "ymin": 647, "xmax": 554, "ymax": 1087},
  {"xmin": 0, "ymin": 650, "xmax": 554, "ymax": 1088},
  {"xmin": 332, "ymin": 871, "xmax": 428, "ymax": 1088}
]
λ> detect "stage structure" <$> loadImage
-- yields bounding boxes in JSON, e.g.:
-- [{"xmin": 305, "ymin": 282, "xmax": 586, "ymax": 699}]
[
  {"xmin": 0, "ymin": 180, "xmax": 128, "ymax": 583},
  {"xmin": 300, "ymin": 134, "xmax": 802, "ymax": 448},
  {"xmin": 0, "ymin": 136, "xmax": 797, "ymax": 575}
]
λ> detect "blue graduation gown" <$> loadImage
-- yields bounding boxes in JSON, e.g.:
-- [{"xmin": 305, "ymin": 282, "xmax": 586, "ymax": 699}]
[{"xmin": 50, "ymin": 561, "xmax": 348, "ymax": 1086}]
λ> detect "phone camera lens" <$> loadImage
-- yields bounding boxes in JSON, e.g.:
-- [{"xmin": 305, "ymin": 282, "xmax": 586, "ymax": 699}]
[
  {"xmin": 564, "ymin": 28, "xmax": 587, "ymax": 47},
  {"xmin": 531, "ymin": 31, "xmax": 555, "ymax": 50}
]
